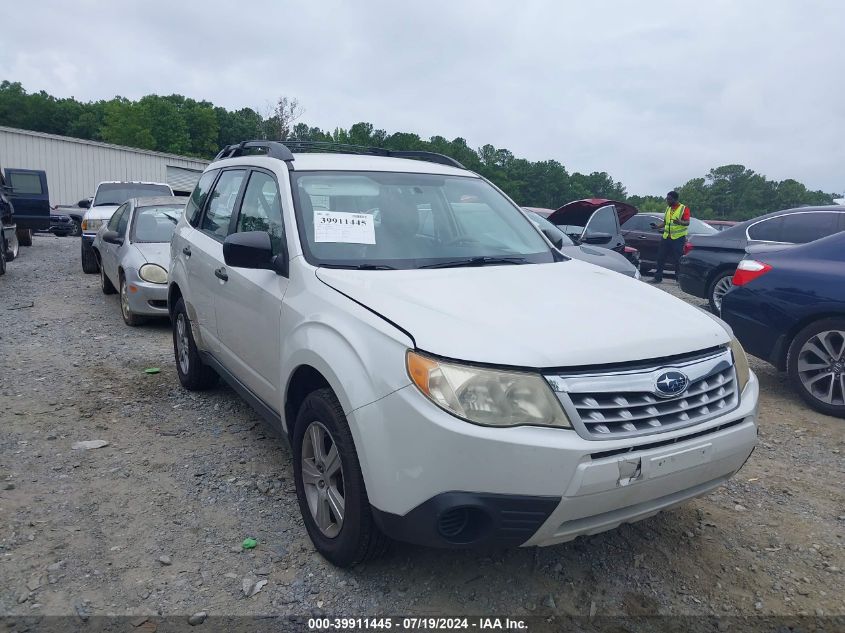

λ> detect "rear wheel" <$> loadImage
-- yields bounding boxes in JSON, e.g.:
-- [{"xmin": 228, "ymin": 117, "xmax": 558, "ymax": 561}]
[
  {"xmin": 787, "ymin": 318, "xmax": 845, "ymax": 418},
  {"xmin": 99, "ymin": 259, "xmax": 115, "ymax": 294},
  {"xmin": 81, "ymin": 239, "xmax": 99, "ymax": 273},
  {"xmin": 119, "ymin": 275, "xmax": 145, "ymax": 326},
  {"xmin": 172, "ymin": 297, "xmax": 218, "ymax": 390},
  {"xmin": 708, "ymin": 270, "xmax": 734, "ymax": 313},
  {"xmin": 292, "ymin": 388, "xmax": 389, "ymax": 567}
]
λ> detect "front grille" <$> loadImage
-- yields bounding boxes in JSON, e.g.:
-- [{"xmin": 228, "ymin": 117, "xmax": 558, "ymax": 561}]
[{"xmin": 546, "ymin": 348, "xmax": 738, "ymax": 440}]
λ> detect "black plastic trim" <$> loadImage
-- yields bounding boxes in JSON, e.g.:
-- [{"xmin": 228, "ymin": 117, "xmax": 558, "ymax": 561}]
[
  {"xmin": 371, "ymin": 491, "xmax": 560, "ymax": 549},
  {"xmin": 200, "ymin": 352, "xmax": 289, "ymax": 447},
  {"xmin": 215, "ymin": 140, "xmax": 295, "ymax": 162}
]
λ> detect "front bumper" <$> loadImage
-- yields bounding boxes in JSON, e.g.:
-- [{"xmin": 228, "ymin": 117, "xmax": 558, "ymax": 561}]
[
  {"xmin": 124, "ymin": 268, "xmax": 169, "ymax": 316},
  {"xmin": 352, "ymin": 371, "xmax": 758, "ymax": 549}
]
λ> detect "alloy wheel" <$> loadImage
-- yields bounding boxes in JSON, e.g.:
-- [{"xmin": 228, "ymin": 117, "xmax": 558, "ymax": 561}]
[
  {"xmin": 120, "ymin": 280, "xmax": 130, "ymax": 320},
  {"xmin": 797, "ymin": 330, "xmax": 845, "ymax": 406},
  {"xmin": 712, "ymin": 276, "xmax": 733, "ymax": 312},
  {"xmin": 175, "ymin": 313, "xmax": 190, "ymax": 375},
  {"xmin": 301, "ymin": 421, "xmax": 345, "ymax": 538}
]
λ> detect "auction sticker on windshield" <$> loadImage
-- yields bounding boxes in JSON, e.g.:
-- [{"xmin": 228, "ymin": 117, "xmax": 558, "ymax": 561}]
[{"xmin": 314, "ymin": 211, "xmax": 376, "ymax": 244}]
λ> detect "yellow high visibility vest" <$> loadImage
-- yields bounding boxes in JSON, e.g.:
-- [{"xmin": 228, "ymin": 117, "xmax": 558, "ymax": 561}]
[{"xmin": 663, "ymin": 204, "xmax": 689, "ymax": 240}]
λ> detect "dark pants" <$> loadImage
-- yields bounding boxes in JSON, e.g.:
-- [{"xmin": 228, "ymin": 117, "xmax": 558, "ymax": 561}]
[{"xmin": 653, "ymin": 236, "xmax": 686, "ymax": 281}]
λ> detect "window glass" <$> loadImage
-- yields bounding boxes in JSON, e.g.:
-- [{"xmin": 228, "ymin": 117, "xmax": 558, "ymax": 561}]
[
  {"xmin": 8, "ymin": 172, "xmax": 42, "ymax": 194},
  {"xmin": 525, "ymin": 210, "xmax": 574, "ymax": 247},
  {"xmin": 107, "ymin": 203, "xmax": 128, "ymax": 231},
  {"xmin": 116, "ymin": 206, "xmax": 131, "ymax": 236},
  {"xmin": 92, "ymin": 183, "xmax": 171, "ymax": 207},
  {"xmin": 236, "ymin": 171, "xmax": 284, "ymax": 255},
  {"xmin": 201, "ymin": 170, "xmax": 245, "ymax": 240},
  {"xmin": 132, "ymin": 205, "xmax": 184, "ymax": 243},
  {"xmin": 747, "ymin": 217, "xmax": 783, "ymax": 242},
  {"xmin": 291, "ymin": 171, "xmax": 553, "ymax": 269},
  {"xmin": 780, "ymin": 212, "xmax": 842, "ymax": 244},
  {"xmin": 587, "ymin": 205, "xmax": 617, "ymax": 234},
  {"xmin": 185, "ymin": 169, "xmax": 219, "ymax": 227},
  {"xmin": 688, "ymin": 217, "xmax": 718, "ymax": 235}
]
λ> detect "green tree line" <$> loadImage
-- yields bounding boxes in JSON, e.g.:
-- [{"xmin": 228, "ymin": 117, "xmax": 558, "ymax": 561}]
[{"xmin": 1, "ymin": 81, "xmax": 838, "ymax": 218}]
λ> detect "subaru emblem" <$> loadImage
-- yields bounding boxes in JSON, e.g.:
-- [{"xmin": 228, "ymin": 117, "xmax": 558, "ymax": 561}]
[{"xmin": 654, "ymin": 370, "xmax": 688, "ymax": 398}]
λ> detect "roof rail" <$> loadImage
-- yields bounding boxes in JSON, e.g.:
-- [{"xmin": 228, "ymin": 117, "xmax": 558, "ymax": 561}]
[
  {"xmin": 278, "ymin": 140, "xmax": 465, "ymax": 169},
  {"xmin": 214, "ymin": 140, "xmax": 294, "ymax": 162}
]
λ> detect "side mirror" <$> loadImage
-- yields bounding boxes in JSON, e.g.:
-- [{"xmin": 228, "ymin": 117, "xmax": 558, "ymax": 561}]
[
  {"xmin": 78, "ymin": 199, "xmax": 91, "ymax": 209},
  {"xmin": 582, "ymin": 231, "xmax": 613, "ymax": 245},
  {"xmin": 102, "ymin": 230, "xmax": 123, "ymax": 245},
  {"xmin": 541, "ymin": 228, "xmax": 564, "ymax": 250},
  {"xmin": 223, "ymin": 231, "xmax": 289, "ymax": 276}
]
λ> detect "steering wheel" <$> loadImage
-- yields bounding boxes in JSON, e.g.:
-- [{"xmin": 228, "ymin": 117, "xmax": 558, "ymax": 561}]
[{"xmin": 444, "ymin": 237, "xmax": 480, "ymax": 247}]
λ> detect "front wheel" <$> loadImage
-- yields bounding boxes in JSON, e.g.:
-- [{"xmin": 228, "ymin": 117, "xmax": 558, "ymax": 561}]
[
  {"xmin": 708, "ymin": 270, "xmax": 734, "ymax": 313},
  {"xmin": 81, "ymin": 239, "xmax": 99, "ymax": 273},
  {"xmin": 293, "ymin": 388, "xmax": 388, "ymax": 567},
  {"xmin": 5, "ymin": 232, "xmax": 18, "ymax": 261},
  {"xmin": 787, "ymin": 318, "xmax": 845, "ymax": 418},
  {"xmin": 70, "ymin": 220, "xmax": 82, "ymax": 237},
  {"xmin": 0, "ymin": 234, "xmax": 6, "ymax": 276},
  {"xmin": 172, "ymin": 297, "xmax": 218, "ymax": 390},
  {"xmin": 16, "ymin": 228, "xmax": 32, "ymax": 247},
  {"xmin": 100, "ymin": 261, "xmax": 116, "ymax": 294},
  {"xmin": 119, "ymin": 275, "xmax": 145, "ymax": 327}
]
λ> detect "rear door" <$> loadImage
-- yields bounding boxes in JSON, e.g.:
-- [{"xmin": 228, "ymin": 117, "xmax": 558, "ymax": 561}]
[
  {"xmin": 189, "ymin": 168, "xmax": 247, "ymax": 355},
  {"xmin": 215, "ymin": 168, "xmax": 288, "ymax": 408},
  {"xmin": 622, "ymin": 215, "xmax": 661, "ymax": 263},
  {"xmin": 5, "ymin": 169, "xmax": 50, "ymax": 231}
]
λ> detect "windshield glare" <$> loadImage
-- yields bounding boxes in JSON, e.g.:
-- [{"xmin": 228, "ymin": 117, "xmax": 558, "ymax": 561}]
[
  {"xmin": 291, "ymin": 172, "xmax": 554, "ymax": 269},
  {"xmin": 131, "ymin": 205, "xmax": 184, "ymax": 243},
  {"xmin": 525, "ymin": 211, "xmax": 574, "ymax": 247},
  {"xmin": 93, "ymin": 183, "xmax": 172, "ymax": 206}
]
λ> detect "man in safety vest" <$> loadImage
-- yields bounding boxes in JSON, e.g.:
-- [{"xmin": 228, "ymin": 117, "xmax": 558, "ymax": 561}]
[{"xmin": 648, "ymin": 190, "xmax": 690, "ymax": 284}]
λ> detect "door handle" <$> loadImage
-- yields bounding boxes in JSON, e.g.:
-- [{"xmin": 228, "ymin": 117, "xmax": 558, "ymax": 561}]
[
  {"xmin": 214, "ymin": 267, "xmax": 228, "ymax": 282},
  {"xmin": 637, "ymin": 234, "xmax": 649, "ymax": 239},
  {"xmin": 182, "ymin": 246, "xmax": 192, "ymax": 257}
]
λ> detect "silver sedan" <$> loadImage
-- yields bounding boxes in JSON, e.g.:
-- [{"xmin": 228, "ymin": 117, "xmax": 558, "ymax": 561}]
[{"xmin": 92, "ymin": 196, "xmax": 185, "ymax": 326}]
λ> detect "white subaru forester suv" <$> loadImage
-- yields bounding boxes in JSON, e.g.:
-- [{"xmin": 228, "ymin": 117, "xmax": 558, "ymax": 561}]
[{"xmin": 168, "ymin": 141, "xmax": 758, "ymax": 567}]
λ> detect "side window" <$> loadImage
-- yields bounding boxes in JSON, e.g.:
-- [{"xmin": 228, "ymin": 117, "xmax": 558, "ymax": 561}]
[
  {"xmin": 780, "ymin": 212, "xmax": 841, "ymax": 244},
  {"xmin": 107, "ymin": 203, "xmax": 128, "ymax": 231},
  {"xmin": 587, "ymin": 205, "xmax": 618, "ymax": 234},
  {"xmin": 8, "ymin": 172, "xmax": 43, "ymax": 194},
  {"xmin": 747, "ymin": 217, "xmax": 784, "ymax": 242},
  {"xmin": 200, "ymin": 170, "xmax": 246, "ymax": 240},
  {"xmin": 236, "ymin": 171, "xmax": 285, "ymax": 255},
  {"xmin": 185, "ymin": 169, "xmax": 219, "ymax": 227},
  {"xmin": 116, "ymin": 206, "xmax": 131, "ymax": 236}
]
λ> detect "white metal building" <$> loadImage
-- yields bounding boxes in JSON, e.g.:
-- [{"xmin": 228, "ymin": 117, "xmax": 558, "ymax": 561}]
[{"xmin": 0, "ymin": 126, "xmax": 209, "ymax": 205}]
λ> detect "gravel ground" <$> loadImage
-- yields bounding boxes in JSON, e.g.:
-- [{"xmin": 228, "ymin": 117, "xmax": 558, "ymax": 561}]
[{"xmin": 1, "ymin": 235, "xmax": 843, "ymax": 622}]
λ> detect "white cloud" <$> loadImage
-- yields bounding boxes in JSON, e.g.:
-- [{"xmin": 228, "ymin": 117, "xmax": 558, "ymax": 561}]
[{"xmin": 0, "ymin": 0, "xmax": 842, "ymax": 195}]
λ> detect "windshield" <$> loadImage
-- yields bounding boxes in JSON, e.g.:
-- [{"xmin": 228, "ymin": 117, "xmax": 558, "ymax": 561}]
[
  {"xmin": 93, "ymin": 183, "xmax": 172, "ymax": 206},
  {"xmin": 131, "ymin": 205, "xmax": 184, "ymax": 243},
  {"xmin": 290, "ymin": 171, "xmax": 555, "ymax": 269},
  {"xmin": 524, "ymin": 210, "xmax": 574, "ymax": 247}
]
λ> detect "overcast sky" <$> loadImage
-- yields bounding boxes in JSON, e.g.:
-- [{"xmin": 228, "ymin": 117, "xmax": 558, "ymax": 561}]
[{"xmin": 2, "ymin": 0, "xmax": 843, "ymax": 195}]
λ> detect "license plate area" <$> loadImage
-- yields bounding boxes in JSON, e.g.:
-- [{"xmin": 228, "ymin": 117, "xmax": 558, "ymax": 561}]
[{"xmin": 644, "ymin": 443, "xmax": 713, "ymax": 479}]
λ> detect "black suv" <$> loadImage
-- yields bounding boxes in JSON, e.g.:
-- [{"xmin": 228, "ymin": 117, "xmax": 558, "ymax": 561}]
[{"xmin": 678, "ymin": 205, "xmax": 845, "ymax": 312}]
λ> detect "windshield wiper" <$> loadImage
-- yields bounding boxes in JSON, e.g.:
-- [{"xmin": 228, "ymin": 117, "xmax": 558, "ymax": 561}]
[
  {"xmin": 321, "ymin": 263, "xmax": 396, "ymax": 270},
  {"xmin": 419, "ymin": 256, "xmax": 528, "ymax": 269}
]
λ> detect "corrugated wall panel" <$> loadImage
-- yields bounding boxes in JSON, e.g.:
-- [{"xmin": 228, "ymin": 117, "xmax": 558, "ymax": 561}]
[{"xmin": 0, "ymin": 126, "xmax": 209, "ymax": 205}]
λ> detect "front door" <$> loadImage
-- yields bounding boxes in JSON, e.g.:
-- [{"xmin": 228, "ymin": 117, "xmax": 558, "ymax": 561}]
[
  {"xmin": 215, "ymin": 169, "xmax": 288, "ymax": 409},
  {"xmin": 5, "ymin": 169, "xmax": 50, "ymax": 231}
]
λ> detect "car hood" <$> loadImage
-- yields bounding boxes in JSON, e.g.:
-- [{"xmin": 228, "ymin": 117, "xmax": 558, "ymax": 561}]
[
  {"xmin": 133, "ymin": 242, "xmax": 170, "ymax": 268},
  {"xmin": 560, "ymin": 244, "xmax": 637, "ymax": 277},
  {"xmin": 84, "ymin": 205, "xmax": 120, "ymax": 221},
  {"xmin": 547, "ymin": 199, "xmax": 638, "ymax": 226},
  {"xmin": 315, "ymin": 261, "xmax": 729, "ymax": 367}
]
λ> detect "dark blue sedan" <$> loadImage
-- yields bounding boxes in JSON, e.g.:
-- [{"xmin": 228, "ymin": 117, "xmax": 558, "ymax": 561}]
[{"xmin": 721, "ymin": 231, "xmax": 845, "ymax": 418}]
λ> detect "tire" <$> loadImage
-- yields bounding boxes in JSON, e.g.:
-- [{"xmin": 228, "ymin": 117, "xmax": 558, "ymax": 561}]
[
  {"xmin": 16, "ymin": 228, "xmax": 32, "ymax": 247},
  {"xmin": 0, "ymin": 234, "xmax": 6, "ymax": 276},
  {"xmin": 119, "ymin": 275, "xmax": 145, "ymax": 327},
  {"xmin": 292, "ymin": 388, "xmax": 389, "ymax": 567},
  {"xmin": 708, "ymin": 269, "xmax": 734, "ymax": 313},
  {"xmin": 6, "ymin": 232, "xmax": 18, "ymax": 261},
  {"xmin": 172, "ymin": 297, "xmax": 218, "ymax": 390},
  {"xmin": 786, "ymin": 318, "xmax": 845, "ymax": 418},
  {"xmin": 70, "ymin": 220, "xmax": 82, "ymax": 237},
  {"xmin": 99, "ymin": 259, "xmax": 116, "ymax": 294},
  {"xmin": 81, "ymin": 239, "xmax": 99, "ymax": 273}
]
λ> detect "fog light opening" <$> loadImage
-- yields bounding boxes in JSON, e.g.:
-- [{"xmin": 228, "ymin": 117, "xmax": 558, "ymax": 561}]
[{"xmin": 436, "ymin": 506, "xmax": 491, "ymax": 544}]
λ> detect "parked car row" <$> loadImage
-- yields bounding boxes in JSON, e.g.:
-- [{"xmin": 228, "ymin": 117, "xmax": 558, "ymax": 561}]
[{"xmin": 74, "ymin": 140, "xmax": 759, "ymax": 568}]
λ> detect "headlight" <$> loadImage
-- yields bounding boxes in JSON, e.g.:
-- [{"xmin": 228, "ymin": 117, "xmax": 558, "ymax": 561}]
[
  {"xmin": 730, "ymin": 336, "xmax": 750, "ymax": 392},
  {"xmin": 138, "ymin": 264, "xmax": 168, "ymax": 284},
  {"xmin": 406, "ymin": 350, "xmax": 571, "ymax": 428},
  {"xmin": 82, "ymin": 218, "xmax": 105, "ymax": 232}
]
